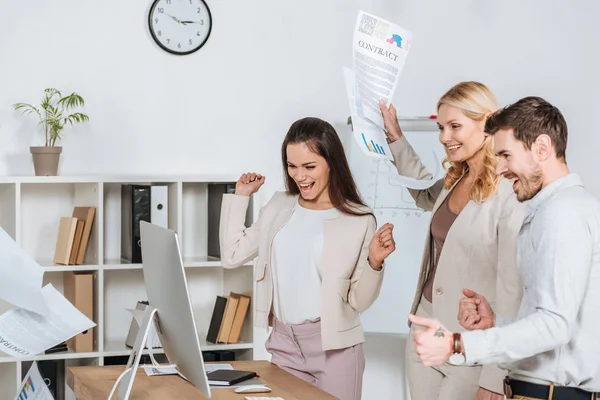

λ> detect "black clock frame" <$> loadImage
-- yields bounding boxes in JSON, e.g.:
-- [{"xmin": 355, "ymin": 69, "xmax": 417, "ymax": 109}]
[{"xmin": 148, "ymin": 0, "xmax": 213, "ymax": 56}]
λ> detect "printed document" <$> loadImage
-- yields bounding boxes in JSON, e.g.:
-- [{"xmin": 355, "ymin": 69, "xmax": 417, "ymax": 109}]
[
  {"xmin": 0, "ymin": 228, "xmax": 48, "ymax": 315},
  {"xmin": 352, "ymin": 10, "xmax": 412, "ymax": 129},
  {"xmin": 345, "ymin": 11, "xmax": 440, "ymax": 190},
  {"xmin": 0, "ymin": 284, "xmax": 96, "ymax": 357},
  {"xmin": 14, "ymin": 362, "xmax": 53, "ymax": 400}
]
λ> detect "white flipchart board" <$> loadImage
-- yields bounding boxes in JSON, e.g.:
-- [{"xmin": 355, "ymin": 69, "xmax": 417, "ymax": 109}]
[{"xmin": 346, "ymin": 118, "xmax": 445, "ymax": 334}]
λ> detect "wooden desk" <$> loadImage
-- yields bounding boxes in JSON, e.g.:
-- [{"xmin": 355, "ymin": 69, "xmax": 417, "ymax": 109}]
[{"xmin": 67, "ymin": 361, "xmax": 337, "ymax": 399}]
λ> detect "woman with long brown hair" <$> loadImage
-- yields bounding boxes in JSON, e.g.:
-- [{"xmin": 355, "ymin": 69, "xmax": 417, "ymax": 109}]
[
  {"xmin": 379, "ymin": 81, "xmax": 524, "ymax": 400},
  {"xmin": 219, "ymin": 116, "xmax": 396, "ymax": 400}
]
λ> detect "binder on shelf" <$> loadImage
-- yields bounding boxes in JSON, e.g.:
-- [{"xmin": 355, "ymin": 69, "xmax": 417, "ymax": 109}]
[
  {"xmin": 68, "ymin": 219, "xmax": 85, "ymax": 265},
  {"xmin": 150, "ymin": 185, "xmax": 168, "ymax": 228},
  {"xmin": 206, "ymin": 292, "xmax": 251, "ymax": 344},
  {"xmin": 121, "ymin": 185, "xmax": 151, "ymax": 263},
  {"xmin": 217, "ymin": 294, "xmax": 239, "ymax": 343},
  {"xmin": 53, "ymin": 217, "xmax": 78, "ymax": 265},
  {"xmin": 227, "ymin": 293, "xmax": 251, "ymax": 344},
  {"xmin": 206, "ymin": 296, "xmax": 228, "ymax": 344},
  {"xmin": 71, "ymin": 206, "xmax": 96, "ymax": 265},
  {"xmin": 121, "ymin": 184, "xmax": 169, "ymax": 263},
  {"xmin": 52, "ymin": 206, "xmax": 97, "ymax": 266},
  {"xmin": 64, "ymin": 272, "xmax": 94, "ymax": 353},
  {"xmin": 207, "ymin": 183, "xmax": 237, "ymax": 259}
]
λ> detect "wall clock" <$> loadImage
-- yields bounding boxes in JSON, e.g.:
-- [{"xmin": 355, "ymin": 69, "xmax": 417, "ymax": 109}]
[{"xmin": 148, "ymin": 0, "xmax": 212, "ymax": 55}]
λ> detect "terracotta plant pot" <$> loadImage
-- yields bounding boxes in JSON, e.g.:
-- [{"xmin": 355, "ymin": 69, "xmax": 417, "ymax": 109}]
[{"xmin": 30, "ymin": 146, "xmax": 62, "ymax": 176}]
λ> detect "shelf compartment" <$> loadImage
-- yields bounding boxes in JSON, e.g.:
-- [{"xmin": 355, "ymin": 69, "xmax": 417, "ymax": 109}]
[
  {"xmin": 20, "ymin": 183, "xmax": 100, "ymax": 265},
  {"xmin": 181, "ymin": 182, "xmax": 253, "ymax": 262},
  {"xmin": 42, "ymin": 272, "xmax": 100, "ymax": 353},
  {"xmin": 102, "ymin": 182, "xmax": 179, "ymax": 264}
]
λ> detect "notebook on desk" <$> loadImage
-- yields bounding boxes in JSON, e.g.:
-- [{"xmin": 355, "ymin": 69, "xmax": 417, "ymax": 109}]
[{"xmin": 206, "ymin": 369, "xmax": 257, "ymax": 386}]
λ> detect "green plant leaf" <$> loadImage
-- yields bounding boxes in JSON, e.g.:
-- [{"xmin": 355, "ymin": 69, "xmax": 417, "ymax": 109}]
[{"xmin": 13, "ymin": 88, "xmax": 89, "ymax": 146}]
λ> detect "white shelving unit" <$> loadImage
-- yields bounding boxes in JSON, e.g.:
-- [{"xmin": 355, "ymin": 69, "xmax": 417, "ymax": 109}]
[{"xmin": 0, "ymin": 175, "xmax": 258, "ymax": 400}]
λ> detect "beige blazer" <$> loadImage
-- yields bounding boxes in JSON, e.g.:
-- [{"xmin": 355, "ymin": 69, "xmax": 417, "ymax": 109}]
[
  {"xmin": 390, "ymin": 136, "xmax": 525, "ymax": 393},
  {"xmin": 219, "ymin": 191, "xmax": 385, "ymax": 351}
]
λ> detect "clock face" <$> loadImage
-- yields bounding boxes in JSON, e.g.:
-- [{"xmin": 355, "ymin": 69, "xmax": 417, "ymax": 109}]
[{"xmin": 148, "ymin": 0, "xmax": 212, "ymax": 55}]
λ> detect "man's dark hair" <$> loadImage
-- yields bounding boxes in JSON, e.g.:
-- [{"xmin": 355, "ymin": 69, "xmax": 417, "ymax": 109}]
[{"xmin": 485, "ymin": 96, "xmax": 568, "ymax": 161}]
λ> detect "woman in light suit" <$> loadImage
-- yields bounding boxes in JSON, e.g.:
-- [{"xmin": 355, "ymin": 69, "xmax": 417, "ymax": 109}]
[
  {"xmin": 379, "ymin": 82, "xmax": 524, "ymax": 400},
  {"xmin": 219, "ymin": 117, "xmax": 396, "ymax": 400}
]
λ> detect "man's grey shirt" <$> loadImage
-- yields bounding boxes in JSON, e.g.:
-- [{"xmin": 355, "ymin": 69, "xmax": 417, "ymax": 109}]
[{"xmin": 462, "ymin": 173, "xmax": 600, "ymax": 392}]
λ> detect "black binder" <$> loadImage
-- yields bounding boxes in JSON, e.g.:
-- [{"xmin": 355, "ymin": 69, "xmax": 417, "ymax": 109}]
[
  {"xmin": 206, "ymin": 296, "xmax": 228, "ymax": 343},
  {"xmin": 121, "ymin": 185, "xmax": 151, "ymax": 263}
]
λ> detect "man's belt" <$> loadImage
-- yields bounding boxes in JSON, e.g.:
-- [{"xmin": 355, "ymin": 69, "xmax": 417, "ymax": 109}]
[{"xmin": 504, "ymin": 378, "xmax": 597, "ymax": 400}]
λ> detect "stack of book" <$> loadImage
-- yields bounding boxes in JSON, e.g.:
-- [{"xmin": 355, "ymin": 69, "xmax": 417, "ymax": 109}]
[
  {"xmin": 206, "ymin": 292, "xmax": 251, "ymax": 344},
  {"xmin": 53, "ymin": 207, "xmax": 96, "ymax": 265}
]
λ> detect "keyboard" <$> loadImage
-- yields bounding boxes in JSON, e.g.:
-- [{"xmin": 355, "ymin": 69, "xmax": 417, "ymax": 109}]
[{"xmin": 244, "ymin": 397, "xmax": 284, "ymax": 400}]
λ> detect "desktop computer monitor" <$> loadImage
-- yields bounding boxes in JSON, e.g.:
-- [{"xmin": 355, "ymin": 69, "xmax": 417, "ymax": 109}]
[{"xmin": 117, "ymin": 221, "xmax": 211, "ymax": 399}]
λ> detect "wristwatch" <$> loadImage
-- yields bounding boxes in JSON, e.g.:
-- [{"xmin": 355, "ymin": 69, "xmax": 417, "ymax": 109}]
[{"xmin": 448, "ymin": 333, "xmax": 466, "ymax": 365}]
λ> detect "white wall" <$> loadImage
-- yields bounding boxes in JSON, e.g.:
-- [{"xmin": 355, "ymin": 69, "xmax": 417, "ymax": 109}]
[{"xmin": 1, "ymin": 1, "xmax": 599, "ymax": 399}]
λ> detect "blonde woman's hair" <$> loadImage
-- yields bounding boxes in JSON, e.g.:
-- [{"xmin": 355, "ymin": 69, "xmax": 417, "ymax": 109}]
[{"xmin": 437, "ymin": 81, "xmax": 500, "ymax": 202}]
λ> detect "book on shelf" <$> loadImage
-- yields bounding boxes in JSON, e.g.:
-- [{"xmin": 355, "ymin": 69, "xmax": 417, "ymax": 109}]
[
  {"xmin": 52, "ymin": 206, "xmax": 96, "ymax": 265},
  {"xmin": 206, "ymin": 292, "xmax": 251, "ymax": 344}
]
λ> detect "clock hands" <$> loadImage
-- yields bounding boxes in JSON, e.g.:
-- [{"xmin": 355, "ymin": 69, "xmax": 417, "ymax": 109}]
[{"xmin": 165, "ymin": 14, "xmax": 200, "ymax": 26}]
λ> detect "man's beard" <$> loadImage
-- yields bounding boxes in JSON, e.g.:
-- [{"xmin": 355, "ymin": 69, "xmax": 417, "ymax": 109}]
[{"xmin": 516, "ymin": 164, "xmax": 544, "ymax": 202}]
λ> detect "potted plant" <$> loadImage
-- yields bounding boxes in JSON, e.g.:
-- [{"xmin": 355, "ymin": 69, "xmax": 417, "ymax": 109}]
[{"xmin": 13, "ymin": 88, "xmax": 89, "ymax": 176}]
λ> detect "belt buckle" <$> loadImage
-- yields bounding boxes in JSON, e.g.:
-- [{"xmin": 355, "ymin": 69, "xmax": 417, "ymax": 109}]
[{"xmin": 503, "ymin": 377, "xmax": 513, "ymax": 399}]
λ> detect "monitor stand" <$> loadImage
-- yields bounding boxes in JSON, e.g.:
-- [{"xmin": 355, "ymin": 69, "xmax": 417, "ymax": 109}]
[{"xmin": 107, "ymin": 305, "xmax": 159, "ymax": 400}]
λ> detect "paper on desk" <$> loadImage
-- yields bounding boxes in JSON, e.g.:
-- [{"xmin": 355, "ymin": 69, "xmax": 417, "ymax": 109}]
[
  {"xmin": 0, "ymin": 284, "xmax": 96, "ymax": 357},
  {"xmin": 143, "ymin": 363, "xmax": 233, "ymax": 377},
  {"xmin": 352, "ymin": 10, "xmax": 413, "ymax": 129},
  {"xmin": 0, "ymin": 228, "xmax": 48, "ymax": 315},
  {"xmin": 14, "ymin": 361, "xmax": 54, "ymax": 400}
]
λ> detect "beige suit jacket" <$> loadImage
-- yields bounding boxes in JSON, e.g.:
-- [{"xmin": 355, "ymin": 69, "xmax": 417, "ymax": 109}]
[
  {"xmin": 390, "ymin": 136, "xmax": 525, "ymax": 393},
  {"xmin": 219, "ymin": 191, "xmax": 385, "ymax": 351}
]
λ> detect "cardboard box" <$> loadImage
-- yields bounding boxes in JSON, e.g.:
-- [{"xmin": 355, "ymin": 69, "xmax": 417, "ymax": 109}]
[{"xmin": 63, "ymin": 272, "xmax": 94, "ymax": 352}]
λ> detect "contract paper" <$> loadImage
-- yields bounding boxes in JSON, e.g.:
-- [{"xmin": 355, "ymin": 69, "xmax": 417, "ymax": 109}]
[
  {"xmin": 0, "ymin": 284, "xmax": 96, "ymax": 357},
  {"xmin": 14, "ymin": 362, "xmax": 54, "ymax": 400},
  {"xmin": 346, "ymin": 12, "xmax": 441, "ymax": 190},
  {"xmin": 352, "ymin": 10, "xmax": 412, "ymax": 129},
  {"xmin": 0, "ymin": 228, "xmax": 48, "ymax": 315}
]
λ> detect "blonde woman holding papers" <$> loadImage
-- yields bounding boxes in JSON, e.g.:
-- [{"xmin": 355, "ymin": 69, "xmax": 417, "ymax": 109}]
[
  {"xmin": 379, "ymin": 81, "xmax": 525, "ymax": 400},
  {"xmin": 219, "ymin": 117, "xmax": 396, "ymax": 400}
]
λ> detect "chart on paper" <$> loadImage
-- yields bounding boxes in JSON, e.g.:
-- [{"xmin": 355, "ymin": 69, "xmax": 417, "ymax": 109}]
[{"xmin": 346, "ymin": 119, "xmax": 445, "ymax": 334}]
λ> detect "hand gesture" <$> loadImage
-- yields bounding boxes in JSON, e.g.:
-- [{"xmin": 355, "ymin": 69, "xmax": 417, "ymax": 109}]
[
  {"xmin": 408, "ymin": 314, "xmax": 453, "ymax": 367},
  {"xmin": 458, "ymin": 288, "xmax": 495, "ymax": 330},
  {"xmin": 235, "ymin": 172, "xmax": 265, "ymax": 197},
  {"xmin": 368, "ymin": 223, "xmax": 395, "ymax": 270},
  {"xmin": 379, "ymin": 100, "xmax": 403, "ymax": 143}
]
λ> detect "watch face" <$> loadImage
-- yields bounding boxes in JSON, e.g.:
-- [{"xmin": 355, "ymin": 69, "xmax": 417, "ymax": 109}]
[
  {"xmin": 148, "ymin": 0, "xmax": 212, "ymax": 55},
  {"xmin": 449, "ymin": 353, "xmax": 466, "ymax": 365}
]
